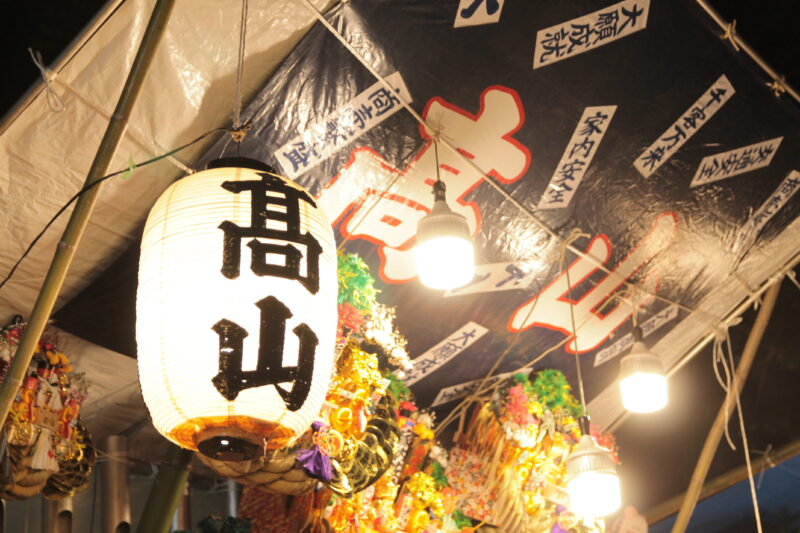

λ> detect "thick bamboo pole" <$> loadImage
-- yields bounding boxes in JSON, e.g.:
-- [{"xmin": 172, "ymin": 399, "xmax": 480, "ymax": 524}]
[
  {"xmin": 0, "ymin": 0, "xmax": 175, "ymax": 428},
  {"xmin": 135, "ymin": 445, "xmax": 194, "ymax": 533},
  {"xmin": 647, "ymin": 437, "xmax": 800, "ymax": 524},
  {"xmin": 670, "ymin": 280, "xmax": 782, "ymax": 533}
]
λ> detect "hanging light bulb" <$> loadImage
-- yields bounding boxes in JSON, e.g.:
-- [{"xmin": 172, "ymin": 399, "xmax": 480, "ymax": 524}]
[
  {"xmin": 415, "ymin": 143, "xmax": 474, "ymax": 289},
  {"xmin": 619, "ymin": 326, "xmax": 668, "ymax": 413},
  {"xmin": 566, "ymin": 417, "xmax": 621, "ymax": 518}
]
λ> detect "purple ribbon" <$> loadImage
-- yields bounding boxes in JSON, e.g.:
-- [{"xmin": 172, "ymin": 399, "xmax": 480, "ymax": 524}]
[{"xmin": 297, "ymin": 445, "xmax": 333, "ymax": 482}]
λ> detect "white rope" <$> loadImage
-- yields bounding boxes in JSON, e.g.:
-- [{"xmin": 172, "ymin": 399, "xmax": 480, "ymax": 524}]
[
  {"xmin": 293, "ymin": 0, "xmax": 724, "ymax": 327},
  {"xmin": 711, "ymin": 327, "xmax": 737, "ymax": 450},
  {"xmin": 723, "ymin": 328, "xmax": 763, "ymax": 533},
  {"xmin": 28, "ymin": 49, "xmax": 65, "ymax": 113},
  {"xmin": 29, "ymin": 62, "xmax": 196, "ymax": 175}
]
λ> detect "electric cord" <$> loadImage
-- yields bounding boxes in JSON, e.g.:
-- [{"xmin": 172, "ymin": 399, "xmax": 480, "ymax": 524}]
[{"xmin": 0, "ymin": 127, "xmax": 226, "ymax": 293}]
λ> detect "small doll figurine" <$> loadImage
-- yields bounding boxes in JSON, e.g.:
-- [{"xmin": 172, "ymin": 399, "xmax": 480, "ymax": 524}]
[{"xmin": 18, "ymin": 372, "xmax": 40, "ymax": 423}]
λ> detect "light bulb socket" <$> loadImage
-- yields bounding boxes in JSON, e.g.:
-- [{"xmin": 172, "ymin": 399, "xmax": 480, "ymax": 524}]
[
  {"xmin": 632, "ymin": 325, "xmax": 644, "ymax": 342},
  {"xmin": 416, "ymin": 199, "xmax": 471, "ymax": 244},
  {"xmin": 566, "ymin": 435, "xmax": 617, "ymax": 479},
  {"xmin": 620, "ymin": 342, "xmax": 665, "ymax": 376},
  {"xmin": 432, "ymin": 179, "xmax": 447, "ymax": 201}
]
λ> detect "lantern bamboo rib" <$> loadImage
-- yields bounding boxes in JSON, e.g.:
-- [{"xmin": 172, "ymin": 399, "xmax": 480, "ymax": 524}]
[
  {"xmin": 294, "ymin": 0, "xmax": 728, "ymax": 327},
  {"xmin": 0, "ymin": 0, "xmax": 177, "ymax": 431}
]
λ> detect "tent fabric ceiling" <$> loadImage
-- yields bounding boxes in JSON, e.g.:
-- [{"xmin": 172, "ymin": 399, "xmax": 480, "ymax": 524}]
[
  {"xmin": 1, "ymin": 0, "xmax": 800, "ymax": 495},
  {"xmin": 0, "ymin": 0, "xmax": 335, "ymax": 322}
]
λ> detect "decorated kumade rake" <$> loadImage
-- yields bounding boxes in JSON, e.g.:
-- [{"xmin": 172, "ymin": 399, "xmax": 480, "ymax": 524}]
[
  {"xmin": 0, "ymin": 317, "xmax": 95, "ymax": 500},
  {"xmin": 444, "ymin": 371, "xmax": 618, "ymax": 532}
]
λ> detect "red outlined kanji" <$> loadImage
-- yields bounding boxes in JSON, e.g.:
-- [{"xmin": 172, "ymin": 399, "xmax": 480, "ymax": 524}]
[
  {"xmin": 507, "ymin": 213, "xmax": 679, "ymax": 353},
  {"xmin": 317, "ymin": 86, "xmax": 531, "ymax": 283}
]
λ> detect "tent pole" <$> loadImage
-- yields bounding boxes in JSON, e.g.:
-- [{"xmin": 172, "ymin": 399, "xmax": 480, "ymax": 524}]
[
  {"xmin": 647, "ymin": 437, "xmax": 800, "ymax": 524},
  {"xmin": 0, "ymin": 0, "xmax": 175, "ymax": 428},
  {"xmin": 670, "ymin": 280, "xmax": 781, "ymax": 533},
  {"xmin": 135, "ymin": 445, "xmax": 194, "ymax": 533}
]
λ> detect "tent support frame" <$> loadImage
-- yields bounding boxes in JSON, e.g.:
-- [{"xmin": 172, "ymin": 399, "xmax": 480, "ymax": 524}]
[
  {"xmin": 647, "ymin": 437, "xmax": 800, "ymax": 524},
  {"xmin": 0, "ymin": 0, "xmax": 176, "ymax": 428},
  {"xmin": 670, "ymin": 280, "xmax": 782, "ymax": 533}
]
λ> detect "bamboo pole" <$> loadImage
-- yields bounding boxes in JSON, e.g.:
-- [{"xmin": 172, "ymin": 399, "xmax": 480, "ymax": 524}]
[
  {"xmin": 135, "ymin": 445, "xmax": 194, "ymax": 533},
  {"xmin": 647, "ymin": 437, "xmax": 800, "ymax": 524},
  {"xmin": 0, "ymin": 0, "xmax": 175, "ymax": 428},
  {"xmin": 670, "ymin": 280, "xmax": 782, "ymax": 533}
]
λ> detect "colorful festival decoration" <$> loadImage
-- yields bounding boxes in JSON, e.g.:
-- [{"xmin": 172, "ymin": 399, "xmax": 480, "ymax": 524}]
[
  {"xmin": 443, "ymin": 372, "xmax": 617, "ymax": 532},
  {"xmin": 0, "ymin": 317, "xmax": 95, "ymax": 500},
  {"xmin": 137, "ymin": 160, "xmax": 338, "ymax": 459},
  {"xmin": 217, "ymin": 252, "xmax": 620, "ymax": 532}
]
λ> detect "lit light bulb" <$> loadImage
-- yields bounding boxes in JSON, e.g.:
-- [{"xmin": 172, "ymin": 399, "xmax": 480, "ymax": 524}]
[
  {"xmin": 566, "ymin": 434, "xmax": 621, "ymax": 518},
  {"xmin": 566, "ymin": 469, "xmax": 622, "ymax": 518},
  {"xmin": 619, "ymin": 327, "xmax": 668, "ymax": 413},
  {"xmin": 416, "ymin": 181, "xmax": 474, "ymax": 290}
]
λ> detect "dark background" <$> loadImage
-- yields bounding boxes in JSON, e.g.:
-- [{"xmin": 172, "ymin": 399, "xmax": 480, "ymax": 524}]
[{"xmin": 1, "ymin": 0, "xmax": 798, "ymax": 528}]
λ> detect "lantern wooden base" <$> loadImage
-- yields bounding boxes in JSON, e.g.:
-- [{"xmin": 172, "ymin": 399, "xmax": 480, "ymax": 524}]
[{"xmin": 168, "ymin": 416, "xmax": 295, "ymax": 459}]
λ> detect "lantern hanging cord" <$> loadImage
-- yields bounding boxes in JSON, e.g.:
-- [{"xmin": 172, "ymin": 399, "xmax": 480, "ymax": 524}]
[
  {"xmin": 0, "ymin": 127, "xmax": 227, "ymax": 293},
  {"xmin": 294, "ymin": 0, "xmax": 724, "ymax": 327},
  {"xmin": 233, "ymin": 0, "xmax": 249, "ymax": 131}
]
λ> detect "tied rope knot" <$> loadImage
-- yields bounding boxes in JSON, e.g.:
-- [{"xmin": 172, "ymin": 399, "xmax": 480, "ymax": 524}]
[
  {"xmin": 722, "ymin": 20, "xmax": 741, "ymax": 51},
  {"xmin": 557, "ymin": 228, "xmax": 590, "ymax": 269},
  {"xmin": 228, "ymin": 121, "xmax": 252, "ymax": 143},
  {"xmin": 425, "ymin": 122, "xmax": 446, "ymax": 147},
  {"xmin": 28, "ymin": 48, "xmax": 65, "ymax": 113},
  {"xmin": 767, "ymin": 76, "xmax": 788, "ymax": 98}
]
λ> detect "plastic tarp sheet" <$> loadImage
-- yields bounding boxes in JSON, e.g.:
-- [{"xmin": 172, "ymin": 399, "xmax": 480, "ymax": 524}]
[{"xmin": 186, "ymin": 0, "xmax": 800, "ymax": 429}]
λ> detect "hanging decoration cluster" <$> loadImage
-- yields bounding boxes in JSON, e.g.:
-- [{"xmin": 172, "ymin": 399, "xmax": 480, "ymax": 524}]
[
  {"xmin": 236, "ymin": 369, "xmax": 620, "ymax": 532},
  {"xmin": 441, "ymin": 371, "xmax": 618, "ymax": 532},
  {"xmin": 0, "ymin": 317, "xmax": 95, "ymax": 500},
  {"xmin": 197, "ymin": 251, "xmax": 622, "ymax": 531}
]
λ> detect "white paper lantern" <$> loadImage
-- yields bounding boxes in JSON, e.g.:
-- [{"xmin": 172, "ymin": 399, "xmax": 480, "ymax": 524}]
[{"xmin": 137, "ymin": 159, "xmax": 337, "ymax": 460}]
